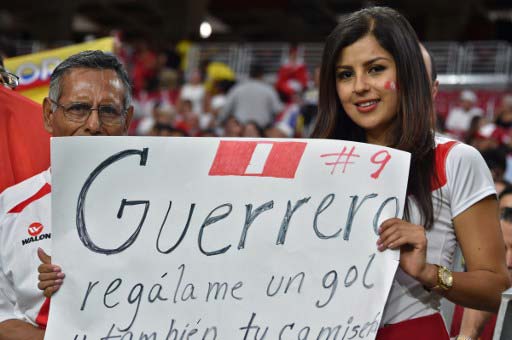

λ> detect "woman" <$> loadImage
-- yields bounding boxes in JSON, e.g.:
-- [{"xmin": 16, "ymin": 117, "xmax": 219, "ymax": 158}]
[{"xmin": 312, "ymin": 6, "xmax": 510, "ymax": 339}]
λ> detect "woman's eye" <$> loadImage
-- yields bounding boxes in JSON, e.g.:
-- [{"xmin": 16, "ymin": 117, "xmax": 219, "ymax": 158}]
[
  {"xmin": 369, "ymin": 65, "xmax": 386, "ymax": 73},
  {"xmin": 336, "ymin": 71, "xmax": 353, "ymax": 80}
]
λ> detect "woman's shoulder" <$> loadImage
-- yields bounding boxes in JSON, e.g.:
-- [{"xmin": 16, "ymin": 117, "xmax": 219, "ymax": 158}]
[
  {"xmin": 432, "ymin": 134, "xmax": 491, "ymax": 190},
  {"xmin": 434, "ymin": 134, "xmax": 481, "ymax": 161}
]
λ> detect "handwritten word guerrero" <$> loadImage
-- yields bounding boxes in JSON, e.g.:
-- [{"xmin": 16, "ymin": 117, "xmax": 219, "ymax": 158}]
[{"xmin": 76, "ymin": 148, "xmax": 399, "ymax": 256}]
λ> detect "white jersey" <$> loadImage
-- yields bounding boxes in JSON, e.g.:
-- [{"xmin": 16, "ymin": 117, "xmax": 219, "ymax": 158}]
[
  {"xmin": 382, "ymin": 135, "xmax": 496, "ymax": 324},
  {"xmin": 0, "ymin": 169, "xmax": 51, "ymax": 327}
]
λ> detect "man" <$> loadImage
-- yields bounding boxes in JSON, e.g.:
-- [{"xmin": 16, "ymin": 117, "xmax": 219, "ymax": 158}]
[
  {"xmin": 445, "ymin": 90, "xmax": 484, "ymax": 139},
  {"xmin": 0, "ymin": 50, "xmax": 133, "ymax": 339},
  {"xmin": 451, "ymin": 187, "xmax": 512, "ymax": 340},
  {"xmin": 221, "ymin": 62, "xmax": 282, "ymax": 128},
  {"xmin": 419, "ymin": 43, "xmax": 439, "ymax": 100},
  {"xmin": 0, "ymin": 56, "xmax": 19, "ymax": 90}
]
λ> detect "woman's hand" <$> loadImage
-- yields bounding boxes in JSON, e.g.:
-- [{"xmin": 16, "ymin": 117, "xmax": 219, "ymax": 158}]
[
  {"xmin": 37, "ymin": 248, "xmax": 64, "ymax": 298},
  {"xmin": 377, "ymin": 218, "xmax": 436, "ymax": 285}
]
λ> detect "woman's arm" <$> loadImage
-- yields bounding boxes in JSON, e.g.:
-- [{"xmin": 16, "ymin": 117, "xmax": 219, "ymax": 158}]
[{"xmin": 378, "ymin": 196, "xmax": 510, "ymax": 312}]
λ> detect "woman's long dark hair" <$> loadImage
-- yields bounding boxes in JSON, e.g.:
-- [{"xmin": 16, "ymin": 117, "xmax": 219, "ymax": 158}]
[{"xmin": 312, "ymin": 7, "xmax": 437, "ymax": 229}]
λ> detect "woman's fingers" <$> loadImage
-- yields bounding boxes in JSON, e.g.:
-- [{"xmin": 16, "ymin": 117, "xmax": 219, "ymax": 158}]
[{"xmin": 377, "ymin": 219, "xmax": 426, "ymax": 251}]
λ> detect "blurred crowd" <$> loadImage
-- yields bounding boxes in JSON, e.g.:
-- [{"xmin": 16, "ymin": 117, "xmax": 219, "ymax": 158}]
[{"xmin": 115, "ymin": 42, "xmax": 319, "ymax": 139}]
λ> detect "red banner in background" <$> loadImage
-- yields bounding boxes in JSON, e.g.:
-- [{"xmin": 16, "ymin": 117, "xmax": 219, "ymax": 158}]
[{"xmin": 0, "ymin": 86, "xmax": 50, "ymax": 194}]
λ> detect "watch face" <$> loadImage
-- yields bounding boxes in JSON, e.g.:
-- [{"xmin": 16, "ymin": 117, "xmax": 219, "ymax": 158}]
[{"xmin": 441, "ymin": 269, "xmax": 453, "ymax": 287}]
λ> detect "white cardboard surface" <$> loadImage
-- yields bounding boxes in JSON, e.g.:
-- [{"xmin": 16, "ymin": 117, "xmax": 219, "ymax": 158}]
[{"xmin": 45, "ymin": 137, "xmax": 410, "ymax": 340}]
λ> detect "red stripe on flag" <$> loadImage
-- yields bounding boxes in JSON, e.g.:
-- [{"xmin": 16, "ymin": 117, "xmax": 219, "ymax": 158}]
[
  {"xmin": 209, "ymin": 140, "xmax": 306, "ymax": 178},
  {"xmin": 262, "ymin": 142, "xmax": 306, "ymax": 178},
  {"xmin": 0, "ymin": 86, "xmax": 50, "ymax": 193},
  {"xmin": 209, "ymin": 141, "xmax": 257, "ymax": 176}
]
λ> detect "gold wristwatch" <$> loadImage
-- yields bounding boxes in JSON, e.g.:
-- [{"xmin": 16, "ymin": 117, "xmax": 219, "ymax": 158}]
[
  {"xmin": 433, "ymin": 265, "xmax": 453, "ymax": 290},
  {"xmin": 455, "ymin": 335, "xmax": 473, "ymax": 340}
]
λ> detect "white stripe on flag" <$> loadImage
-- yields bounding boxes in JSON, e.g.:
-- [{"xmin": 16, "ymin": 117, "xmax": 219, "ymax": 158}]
[{"xmin": 245, "ymin": 143, "xmax": 273, "ymax": 174}]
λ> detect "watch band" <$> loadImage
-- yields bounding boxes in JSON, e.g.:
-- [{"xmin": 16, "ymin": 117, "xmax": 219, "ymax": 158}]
[
  {"xmin": 432, "ymin": 264, "xmax": 453, "ymax": 290},
  {"xmin": 455, "ymin": 335, "xmax": 473, "ymax": 340}
]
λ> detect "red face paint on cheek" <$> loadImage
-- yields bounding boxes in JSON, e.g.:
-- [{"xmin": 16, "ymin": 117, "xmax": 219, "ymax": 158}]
[{"xmin": 384, "ymin": 81, "xmax": 399, "ymax": 91}]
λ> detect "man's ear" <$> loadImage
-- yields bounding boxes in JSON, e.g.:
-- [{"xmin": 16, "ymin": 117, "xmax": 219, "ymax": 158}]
[
  {"xmin": 432, "ymin": 80, "xmax": 439, "ymax": 100},
  {"xmin": 42, "ymin": 97, "xmax": 54, "ymax": 134},
  {"xmin": 123, "ymin": 105, "xmax": 134, "ymax": 135}
]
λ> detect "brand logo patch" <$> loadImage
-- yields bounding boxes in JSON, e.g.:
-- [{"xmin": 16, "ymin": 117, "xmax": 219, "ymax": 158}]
[
  {"xmin": 28, "ymin": 222, "xmax": 44, "ymax": 236},
  {"xmin": 22, "ymin": 222, "xmax": 51, "ymax": 246}
]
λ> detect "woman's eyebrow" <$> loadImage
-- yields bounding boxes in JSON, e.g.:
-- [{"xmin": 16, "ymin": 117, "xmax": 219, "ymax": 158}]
[{"xmin": 336, "ymin": 56, "xmax": 391, "ymax": 69}]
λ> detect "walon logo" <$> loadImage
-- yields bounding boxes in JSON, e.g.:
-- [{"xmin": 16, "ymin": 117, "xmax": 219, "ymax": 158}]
[{"xmin": 22, "ymin": 222, "xmax": 51, "ymax": 246}]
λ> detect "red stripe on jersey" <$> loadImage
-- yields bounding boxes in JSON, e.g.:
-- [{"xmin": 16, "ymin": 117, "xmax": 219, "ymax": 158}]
[
  {"xmin": 431, "ymin": 141, "xmax": 458, "ymax": 191},
  {"xmin": 7, "ymin": 183, "xmax": 51, "ymax": 214},
  {"xmin": 35, "ymin": 297, "xmax": 50, "ymax": 329}
]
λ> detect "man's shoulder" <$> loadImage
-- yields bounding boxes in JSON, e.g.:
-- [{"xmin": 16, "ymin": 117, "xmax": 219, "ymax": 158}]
[{"xmin": 0, "ymin": 169, "xmax": 51, "ymax": 220}]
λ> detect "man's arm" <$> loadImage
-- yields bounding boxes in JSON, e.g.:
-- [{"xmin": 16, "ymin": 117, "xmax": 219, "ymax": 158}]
[
  {"xmin": 457, "ymin": 307, "xmax": 494, "ymax": 339},
  {"xmin": 0, "ymin": 260, "xmax": 45, "ymax": 339},
  {"xmin": 0, "ymin": 319, "xmax": 45, "ymax": 340}
]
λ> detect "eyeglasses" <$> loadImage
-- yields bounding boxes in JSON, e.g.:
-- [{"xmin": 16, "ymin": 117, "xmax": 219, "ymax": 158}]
[
  {"xmin": 49, "ymin": 99, "xmax": 127, "ymax": 126},
  {"xmin": 501, "ymin": 207, "xmax": 512, "ymax": 223},
  {"xmin": 0, "ymin": 68, "xmax": 19, "ymax": 89}
]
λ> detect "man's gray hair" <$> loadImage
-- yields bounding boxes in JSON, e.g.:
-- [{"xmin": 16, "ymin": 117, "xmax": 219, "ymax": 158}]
[{"xmin": 48, "ymin": 50, "xmax": 132, "ymax": 108}]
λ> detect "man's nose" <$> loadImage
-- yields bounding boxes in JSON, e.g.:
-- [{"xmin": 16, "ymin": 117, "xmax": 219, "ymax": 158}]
[{"xmin": 84, "ymin": 109, "xmax": 102, "ymax": 134}]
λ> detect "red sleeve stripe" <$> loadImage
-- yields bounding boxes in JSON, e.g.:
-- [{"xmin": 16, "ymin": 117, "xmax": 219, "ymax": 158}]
[
  {"xmin": 35, "ymin": 297, "xmax": 50, "ymax": 329},
  {"xmin": 7, "ymin": 183, "xmax": 51, "ymax": 214},
  {"xmin": 431, "ymin": 141, "xmax": 459, "ymax": 191}
]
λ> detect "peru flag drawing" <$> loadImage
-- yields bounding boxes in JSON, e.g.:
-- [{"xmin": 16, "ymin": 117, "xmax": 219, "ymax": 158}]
[{"xmin": 209, "ymin": 140, "xmax": 307, "ymax": 178}]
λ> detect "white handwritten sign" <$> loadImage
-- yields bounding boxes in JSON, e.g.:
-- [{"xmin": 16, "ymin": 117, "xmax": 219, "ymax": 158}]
[{"xmin": 45, "ymin": 137, "xmax": 410, "ymax": 340}]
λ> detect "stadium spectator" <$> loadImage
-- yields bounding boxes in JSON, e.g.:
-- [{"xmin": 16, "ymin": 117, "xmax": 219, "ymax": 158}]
[
  {"xmin": 450, "ymin": 186, "xmax": 512, "ymax": 340},
  {"xmin": 299, "ymin": 66, "xmax": 320, "ymax": 137},
  {"xmin": 136, "ymin": 101, "xmax": 176, "ymax": 136},
  {"xmin": 200, "ymin": 59, "xmax": 236, "ymax": 95},
  {"xmin": 0, "ymin": 56, "xmax": 18, "ymax": 90},
  {"xmin": 495, "ymin": 94, "xmax": 512, "ymax": 130},
  {"xmin": 131, "ymin": 40, "xmax": 158, "ymax": 96},
  {"xmin": 276, "ymin": 44, "xmax": 309, "ymax": 102},
  {"xmin": 481, "ymin": 148, "xmax": 508, "ymax": 185},
  {"xmin": 221, "ymin": 63, "xmax": 282, "ymax": 128},
  {"xmin": 151, "ymin": 124, "xmax": 188, "ymax": 137},
  {"xmin": 445, "ymin": 90, "xmax": 484, "ymax": 139},
  {"xmin": 221, "ymin": 115, "xmax": 243, "ymax": 137},
  {"xmin": 175, "ymin": 99, "xmax": 200, "ymax": 136},
  {"xmin": 419, "ymin": 44, "xmax": 439, "ymax": 100},
  {"xmin": 241, "ymin": 121, "xmax": 264, "ymax": 137},
  {"xmin": 178, "ymin": 69, "xmax": 205, "ymax": 116}
]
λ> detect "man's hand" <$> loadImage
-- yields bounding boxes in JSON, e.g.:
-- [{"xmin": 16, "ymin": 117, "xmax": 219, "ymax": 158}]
[
  {"xmin": 0, "ymin": 319, "xmax": 45, "ymax": 340},
  {"xmin": 37, "ymin": 248, "xmax": 64, "ymax": 298}
]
